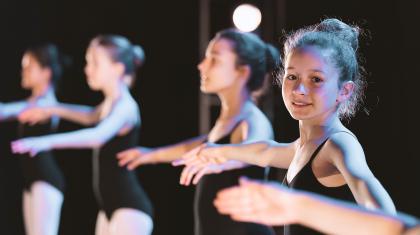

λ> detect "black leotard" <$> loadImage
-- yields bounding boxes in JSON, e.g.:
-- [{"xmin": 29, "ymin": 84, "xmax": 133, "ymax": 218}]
[
  {"xmin": 282, "ymin": 138, "xmax": 355, "ymax": 235},
  {"xmin": 194, "ymin": 131, "xmax": 274, "ymax": 235},
  {"xmin": 18, "ymin": 121, "xmax": 65, "ymax": 193},
  {"xmin": 92, "ymin": 126, "xmax": 153, "ymax": 220}
]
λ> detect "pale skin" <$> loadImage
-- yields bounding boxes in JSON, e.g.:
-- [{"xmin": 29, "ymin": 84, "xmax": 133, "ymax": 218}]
[
  {"xmin": 118, "ymin": 38, "xmax": 274, "ymax": 185},
  {"xmin": 12, "ymin": 44, "xmax": 152, "ymax": 235},
  {"xmin": 214, "ymin": 178, "xmax": 419, "ymax": 235},
  {"xmin": 178, "ymin": 46, "xmax": 396, "ymax": 214},
  {"xmin": 0, "ymin": 52, "xmax": 63, "ymax": 235}
]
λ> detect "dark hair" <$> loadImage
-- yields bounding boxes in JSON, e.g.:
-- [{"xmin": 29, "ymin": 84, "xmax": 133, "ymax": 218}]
[
  {"xmin": 214, "ymin": 29, "xmax": 281, "ymax": 97},
  {"xmin": 26, "ymin": 43, "xmax": 69, "ymax": 89},
  {"xmin": 90, "ymin": 35, "xmax": 145, "ymax": 81},
  {"xmin": 280, "ymin": 18, "xmax": 366, "ymax": 120}
]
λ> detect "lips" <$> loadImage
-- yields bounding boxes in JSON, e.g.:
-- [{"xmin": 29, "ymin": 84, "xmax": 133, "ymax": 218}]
[{"xmin": 291, "ymin": 101, "xmax": 311, "ymax": 107}]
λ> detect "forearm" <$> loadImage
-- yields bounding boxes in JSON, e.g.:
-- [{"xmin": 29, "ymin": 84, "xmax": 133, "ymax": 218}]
[
  {"xmin": 49, "ymin": 104, "xmax": 97, "ymax": 126},
  {"xmin": 154, "ymin": 135, "xmax": 207, "ymax": 163},
  {"xmin": 220, "ymin": 140, "xmax": 290, "ymax": 168},
  {"xmin": 43, "ymin": 128, "xmax": 107, "ymax": 150},
  {"xmin": 294, "ymin": 193, "xmax": 403, "ymax": 235},
  {"xmin": 0, "ymin": 102, "xmax": 27, "ymax": 120}
]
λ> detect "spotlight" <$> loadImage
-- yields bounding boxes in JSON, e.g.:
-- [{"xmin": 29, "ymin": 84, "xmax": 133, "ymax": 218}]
[{"xmin": 232, "ymin": 4, "xmax": 262, "ymax": 32}]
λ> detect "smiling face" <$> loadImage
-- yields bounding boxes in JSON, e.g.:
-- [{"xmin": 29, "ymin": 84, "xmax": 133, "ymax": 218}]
[
  {"xmin": 282, "ymin": 46, "xmax": 345, "ymax": 121},
  {"xmin": 84, "ymin": 45, "xmax": 123, "ymax": 91},
  {"xmin": 21, "ymin": 52, "xmax": 51, "ymax": 90},
  {"xmin": 197, "ymin": 38, "xmax": 245, "ymax": 94}
]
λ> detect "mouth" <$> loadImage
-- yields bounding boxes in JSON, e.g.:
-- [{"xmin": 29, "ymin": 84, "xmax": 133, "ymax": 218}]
[{"xmin": 291, "ymin": 101, "xmax": 311, "ymax": 107}]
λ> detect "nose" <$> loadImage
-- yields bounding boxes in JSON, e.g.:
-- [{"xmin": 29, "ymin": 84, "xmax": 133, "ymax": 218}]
[
  {"xmin": 293, "ymin": 81, "xmax": 307, "ymax": 95},
  {"xmin": 197, "ymin": 58, "xmax": 207, "ymax": 72}
]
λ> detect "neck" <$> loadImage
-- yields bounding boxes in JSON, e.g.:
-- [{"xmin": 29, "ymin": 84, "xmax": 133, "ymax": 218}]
[
  {"xmin": 103, "ymin": 80, "xmax": 125, "ymax": 102},
  {"xmin": 31, "ymin": 84, "xmax": 53, "ymax": 99},
  {"xmin": 298, "ymin": 110, "xmax": 343, "ymax": 145},
  {"xmin": 218, "ymin": 86, "xmax": 251, "ymax": 122}
]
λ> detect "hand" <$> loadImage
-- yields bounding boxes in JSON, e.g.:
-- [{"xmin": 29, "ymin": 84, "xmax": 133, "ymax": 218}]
[
  {"xmin": 214, "ymin": 177, "xmax": 298, "ymax": 226},
  {"xmin": 117, "ymin": 146, "xmax": 154, "ymax": 170},
  {"xmin": 179, "ymin": 162, "xmax": 224, "ymax": 186},
  {"xmin": 18, "ymin": 107, "xmax": 51, "ymax": 125},
  {"xmin": 172, "ymin": 143, "xmax": 228, "ymax": 167},
  {"xmin": 11, "ymin": 137, "xmax": 50, "ymax": 157}
]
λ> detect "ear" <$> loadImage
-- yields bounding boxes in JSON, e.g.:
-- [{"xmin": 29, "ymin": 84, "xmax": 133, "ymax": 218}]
[
  {"xmin": 337, "ymin": 81, "xmax": 354, "ymax": 102},
  {"xmin": 40, "ymin": 67, "xmax": 52, "ymax": 83},
  {"xmin": 113, "ymin": 62, "xmax": 126, "ymax": 77},
  {"xmin": 237, "ymin": 64, "xmax": 251, "ymax": 82}
]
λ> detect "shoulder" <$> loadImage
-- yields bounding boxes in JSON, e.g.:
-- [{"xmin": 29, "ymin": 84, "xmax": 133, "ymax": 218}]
[
  {"xmin": 325, "ymin": 130, "xmax": 363, "ymax": 157},
  {"xmin": 239, "ymin": 104, "xmax": 273, "ymax": 141}
]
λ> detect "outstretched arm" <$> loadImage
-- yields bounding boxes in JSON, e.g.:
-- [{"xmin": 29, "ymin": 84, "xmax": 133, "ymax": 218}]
[
  {"xmin": 18, "ymin": 103, "xmax": 101, "ymax": 126},
  {"xmin": 0, "ymin": 101, "xmax": 29, "ymax": 120},
  {"xmin": 174, "ymin": 118, "xmax": 296, "ymax": 185},
  {"xmin": 12, "ymin": 99, "xmax": 132, "ymax": 156},
  {"xmin": 117, "ymin": 135, "xmax": 207, "ymax": 169},
  {"xmin": 214, "ymin": 178, "xmax": 418, "ymax": 235}
]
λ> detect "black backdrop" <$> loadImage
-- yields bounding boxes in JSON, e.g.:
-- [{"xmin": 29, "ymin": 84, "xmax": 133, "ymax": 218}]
[{"xmin": 0, "ymin": 0, "xmax": 419, "ymax": 234}]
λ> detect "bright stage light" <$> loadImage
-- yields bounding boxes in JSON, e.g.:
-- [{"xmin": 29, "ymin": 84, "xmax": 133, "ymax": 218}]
[{"xmin": 232, "ymin": 4, "xmax": 262, "ymax": 32}]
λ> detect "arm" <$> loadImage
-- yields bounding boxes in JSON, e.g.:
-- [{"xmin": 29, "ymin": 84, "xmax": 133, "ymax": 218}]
[
  {"xmin": 18, "ymin": 103, "xmax": 101, "ymax": 126},
  {"xmin": 12, "ymin": 99, "xmax": 132, "ymax": 156},
  {"xmin": 0, "ymin": 101, "xmax": 29, "ymax": 120},
  {"xmin": 215, "ymin": 178, "xmax": 418, "ymax": 235},
  {"xmin": 204, "ymin": 140, "xmax": 295, "ymax": 168},
  {"xmin": 327, "ymin": 132, "xmax": 396, "ymax": 214},
  {"xmin": 117, "ymin": 135, "xmax": 207, "ymax": 169},
  {"xmin": 176, "ymin": 117, "xmax": 295, "ymax": 185}
]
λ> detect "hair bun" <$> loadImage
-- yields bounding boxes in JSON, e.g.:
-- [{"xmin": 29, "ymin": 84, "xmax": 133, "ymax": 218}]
[
  {"xmin": 315, "ymin": 18, "xmax": 360, "ymax": 51},
  {"xmin": 132, "ymin": 45, "xmax": 145, "ymax": 67}
]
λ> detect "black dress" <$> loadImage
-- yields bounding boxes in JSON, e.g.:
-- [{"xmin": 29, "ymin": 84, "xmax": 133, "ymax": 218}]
[
  {"xmin": 282, "ymin": 139, "xmax": 355, "ymax": 235},
  {"xmin": 92, "ymin": 126, "xmax": 153, "ymax": 220},
  {"xmin": 194, "ymin": 132, "xmax": 274, "ymax": 235},
  {"xmin": 18, "ymin": 120, "xmax": 65, "ymax": 193}
]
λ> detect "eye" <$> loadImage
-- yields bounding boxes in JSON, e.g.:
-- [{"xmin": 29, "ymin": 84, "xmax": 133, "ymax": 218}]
[
  {"xmin": 285, "ymin": 74, "xmax": 298, "ymax": 80},
  {"xmin": 311, "ymin": 76, "xmax": 323, "ymax": 83}
]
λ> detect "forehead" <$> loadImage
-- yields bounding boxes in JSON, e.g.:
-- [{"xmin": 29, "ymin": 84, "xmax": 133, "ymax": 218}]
[
  {"xmin": 22, "ymin": 53, "xmax": 38, "ymax": 67},
  {"xmin": 87, "ymin": 45, "xmax": 110, "ymax": 57},
  {"xmin": 286, "ymin": 46, "xmax": 333, "ymax": 69},
  {"xmin": 207, "ymin": 38, "xmax": 235, "ymax": 56}
]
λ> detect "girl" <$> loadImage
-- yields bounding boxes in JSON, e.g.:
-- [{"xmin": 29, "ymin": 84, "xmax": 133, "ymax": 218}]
[
  {"xmin": 0, "ymin": 43, "xmax": 66, "ymax": 235},
  {"xmin": 12, "ymin": 35, "xmax": 153, "ymax": 235},
  {"xmin": 118, "ymin": 29, "xmax": 280, "ymax": 235},
  {"xmin": 178, "ymin": 18, "xmax": 396, "ymax": 235}
]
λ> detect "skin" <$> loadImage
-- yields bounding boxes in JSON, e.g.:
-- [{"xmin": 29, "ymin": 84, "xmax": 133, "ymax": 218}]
[
  {"xmin": 178, "ymin": 46, "xmax": 396, "ymax": 214},
  {"xmin": 0, "ymin": 52, "xmax": 63, "ymax": 235},
  {"xmin": 214, "ymin": 178, "xmax": 419, "ymax": 235},
  {"xmin": 118, "ymin": 38, "xmax": 274, "ymax": 186},
  {"xmin": 11, "ymin": 43, "xmax": 152, "ymax": 235}
]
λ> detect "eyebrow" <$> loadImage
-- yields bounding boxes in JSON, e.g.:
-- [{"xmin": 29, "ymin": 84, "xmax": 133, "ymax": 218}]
[{"xmin": 286, "ymin": 67, "xmax": 325, "ymax": 74}]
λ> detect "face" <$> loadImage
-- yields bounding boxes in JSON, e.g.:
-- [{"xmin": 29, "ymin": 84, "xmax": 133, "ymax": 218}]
[
  {"xmin": 21, "ymin": 53, "xmax": 50, "ymax": 90},
  {"xmin": 282, "ymin": 46, "xmax": 343, "ymax": 121},
  {"xmin": 197, "ymin": 38, "xmax": 243, "ymax": 94},
  {"xmin": 84, "ymin": 45, "xmax": 122, "ymax": 91}
]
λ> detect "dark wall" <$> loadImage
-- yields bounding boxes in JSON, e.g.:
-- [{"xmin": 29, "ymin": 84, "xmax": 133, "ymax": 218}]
[{"xmin": 0, "ymin": 0, "xmax": 419, "ymax": 235}]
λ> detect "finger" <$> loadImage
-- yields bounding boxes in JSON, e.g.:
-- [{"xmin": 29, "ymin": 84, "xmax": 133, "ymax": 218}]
[
  {"xmin": 180, "ymin": 164, "xmax": 197, "ymax": 185},
  {"xmin": 118, "ymin": 153, "xmax": 136, "ymax": 166},
  {"xmin": 192, "ymin": 167, "xmax": 208, "ymax": 185},
  {"xmin": 172, "ymin": 158, "xmax": 186, "ymax": 166},
  {"xmin": 117, "ymin": 149, "xmax": 135, "ymax": 159},
  {"xmin": 127, "ymin": 155, "xmax": 146, "ymax": 170},
  {"xmin": 180, "ymin": 163, "xmax": 204, "ymax": 186}
]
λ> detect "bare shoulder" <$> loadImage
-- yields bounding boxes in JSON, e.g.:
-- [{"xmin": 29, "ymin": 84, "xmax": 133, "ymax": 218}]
[
  {"xmin": 324, "ymin": 130, "xmax": 364, "ymax": 158},
  {"xmin": 239, "ymin": 104, "xmax": 273, "ymax": 141}
]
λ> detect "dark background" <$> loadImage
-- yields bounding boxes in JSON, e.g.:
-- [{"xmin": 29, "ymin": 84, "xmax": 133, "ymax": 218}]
[{"xmin": 0, "ymin": 0, "xmax": 419, "ymax": 234}]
